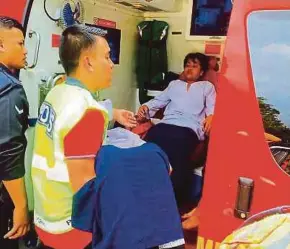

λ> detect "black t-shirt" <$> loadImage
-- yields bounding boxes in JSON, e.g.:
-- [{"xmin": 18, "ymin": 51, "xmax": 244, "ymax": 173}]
[{"xmin": 0, "ymin": 64, "xmax": 29, "ymax": 203}]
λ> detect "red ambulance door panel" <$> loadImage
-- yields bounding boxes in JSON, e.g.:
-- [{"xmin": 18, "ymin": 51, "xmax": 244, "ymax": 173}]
[
  {"xmin": 0, "ymin": 0, "xmax": 27, "ymax": 22},
  {"xmin": 198, "ymin": 0, "xmax": 290, "ymax": 246}
]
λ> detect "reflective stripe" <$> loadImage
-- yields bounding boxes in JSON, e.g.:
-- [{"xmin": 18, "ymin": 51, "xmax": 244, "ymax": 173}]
[
  {"xmin": 34, "ymin": 213, "xmax": 72, "ymax": 234},
  {"xmin": 32, "ymin": 154, "xmax": 69, "ymax": 182},
  {"xmin": 65, "ymin": 154, "xmax": 95, "ymax": 159},
  {"xmin": 159, "ymin": 239, "xmax": 185, "ymax": 248}
]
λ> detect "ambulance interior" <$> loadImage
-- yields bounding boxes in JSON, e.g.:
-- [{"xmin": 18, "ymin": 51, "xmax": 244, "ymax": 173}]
[
  {"xmin": 19, "ymin": 1, "xmax": 222, "ymax": 246},
  {"xmin": 19, "ymin": 0, "xmax": 290, "ymax": 248},
  {"xmin": 23, "ymin": 0, "xmax": 214, "ymax": 207}
]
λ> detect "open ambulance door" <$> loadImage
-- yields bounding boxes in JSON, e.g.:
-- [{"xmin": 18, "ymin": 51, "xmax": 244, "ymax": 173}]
[{"xmin": 197, "ymin": 0, "xmax": 290, "ymax": 248}]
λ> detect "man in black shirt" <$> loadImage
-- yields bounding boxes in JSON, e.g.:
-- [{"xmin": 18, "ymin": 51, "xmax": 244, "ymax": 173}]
[{"xmin": 0, "ymin": 16, "xmax": 30, "ymax": 248}]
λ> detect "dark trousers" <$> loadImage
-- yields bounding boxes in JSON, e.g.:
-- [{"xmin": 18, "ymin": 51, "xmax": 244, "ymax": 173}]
[
  {"xmin": 0, "ymin": 200, "xmax": 18, "ymax": 249},
  {"xmin": 144, "ymin": 123, "xmax": 199, "ymax": 206}
]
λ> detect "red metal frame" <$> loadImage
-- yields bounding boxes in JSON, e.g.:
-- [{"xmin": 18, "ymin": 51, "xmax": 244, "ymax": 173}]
[
  {"xmin": 0, "ymin": 1, "xmax": 27, "ymax": 22},
  {"xmin": 198, "ymin": 0, "xmax": 290, "ymax": 246}
]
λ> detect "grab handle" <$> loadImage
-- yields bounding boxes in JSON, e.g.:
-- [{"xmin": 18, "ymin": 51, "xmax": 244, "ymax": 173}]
[{"xmin": 27, "ymin": 30, "xmax": 41, "ymax": 69}]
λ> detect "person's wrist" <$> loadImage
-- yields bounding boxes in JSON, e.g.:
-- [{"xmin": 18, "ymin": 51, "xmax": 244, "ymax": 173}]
[
  {"xmin": 15, "ymin": 200, "xmax": 28, "ymax": 211},
  {"xmin": 112, "ymin": 109, "xmax": 119, "ymax": 121}
]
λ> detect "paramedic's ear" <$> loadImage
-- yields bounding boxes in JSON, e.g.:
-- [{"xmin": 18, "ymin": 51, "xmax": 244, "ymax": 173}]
[
  {"xmin": 85, "ymin": 56, "xmax": 94, "ymax": 72},
  {"xmin": 0, "ymin": 39, "xmax": 4, "ymax": 52},
  {"xmin": 200, "ymin": 71, "xmax": 204, "ymax": 77}
]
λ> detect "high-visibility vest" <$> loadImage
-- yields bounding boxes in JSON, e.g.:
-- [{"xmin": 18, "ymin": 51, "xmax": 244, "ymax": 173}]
[{"xmin": 31, "ymin": 80, "xmax": 109, "ymax": 234}]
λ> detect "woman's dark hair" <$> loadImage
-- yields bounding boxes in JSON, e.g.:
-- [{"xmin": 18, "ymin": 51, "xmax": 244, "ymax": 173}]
[{"xmin": 183, "ymin": 52, "xmax": 209, "ymax": 72}]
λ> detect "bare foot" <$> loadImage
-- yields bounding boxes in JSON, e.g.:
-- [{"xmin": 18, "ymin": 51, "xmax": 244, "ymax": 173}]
[
  {"xmin": 182, "ymin": 215, "xmax": 199, "ymax": 230},
  {"xmin": 182, "ymin": 208, "xmax": 200, "ymax": 230}
]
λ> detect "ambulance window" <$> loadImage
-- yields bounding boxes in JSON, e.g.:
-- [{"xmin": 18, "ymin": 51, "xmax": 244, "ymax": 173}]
[{"xmin": 248, "ymin": 11, "xmax": 290, "ymax": 175}]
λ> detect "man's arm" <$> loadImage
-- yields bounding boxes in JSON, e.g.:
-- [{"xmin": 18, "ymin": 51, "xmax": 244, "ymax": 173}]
[
  {"xmin": 64, "ymin": 109, "xmax": 105, "ymax": 193},
  {"xmin": 98, "ymin": 99, "xmax": 113, "ymax": 121},
  {"xmin": 65, "ymin": 159, "xmax": 95, "ymax": 193},
  {"xmin": 204, "ymin": 83, "xmax": 216, "ymax": 117},
  {"xmin": 2, "ymin": 178, "xmax": 29, "ymax": 239},
  {"xmin": 138, "ymin": 82, "xmax": 173, "ymax": 119},
  {"xmin": 98, "ymin": 99, "xmax": 137, "ymax": 128},
  {"xmin": 146, "ymin": 83, "xmax": 172, "ymax": 117},
  {"xmin": 0, "ymin": 86, "xmax": 30, "ymax": 239},
  {"xmin": 203, "ymin": 83, "xmax": 216, "ymax": 134}
]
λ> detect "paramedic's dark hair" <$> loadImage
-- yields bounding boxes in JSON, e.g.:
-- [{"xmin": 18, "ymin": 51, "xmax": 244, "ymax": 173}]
[
  {"xmin": 0, "ymin": 16, "xmax": 24, "ymax": 34},
  {"xmin": 59, "ymin": 25, "xmax": 107, "ymax": 75},
  {"xmin": 183, "ymin": 53, "xmax": 209, "ymax": 73}
]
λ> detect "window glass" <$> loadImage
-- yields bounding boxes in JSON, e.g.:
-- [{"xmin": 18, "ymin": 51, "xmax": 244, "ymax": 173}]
[{"xmin": 248, "ymin": 10, "xmax": 290, "ymax": 175}]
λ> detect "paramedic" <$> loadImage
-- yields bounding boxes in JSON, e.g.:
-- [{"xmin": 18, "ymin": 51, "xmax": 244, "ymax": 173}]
[
  {"xmin": 137, "ymin": 53, "xmax": 216, "ymax": 207},
  {"xmin": 31, "ymin": 25, "xmax": 136, "ymax": 249},
  {"xmin": 0, "ymin": 17, "xmax": 30, "ymax": 248}
]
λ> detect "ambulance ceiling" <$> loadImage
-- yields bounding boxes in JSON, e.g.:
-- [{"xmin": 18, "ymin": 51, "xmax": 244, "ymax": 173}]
[{"xmin": 90, "ymin": 0, "xmax": 181, "ymax": 12}]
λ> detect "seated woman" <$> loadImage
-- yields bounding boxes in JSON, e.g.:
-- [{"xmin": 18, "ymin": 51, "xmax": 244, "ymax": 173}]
[{"xmin": 137, "ymin": 53, "xmax": 216, "ymax": 207}]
